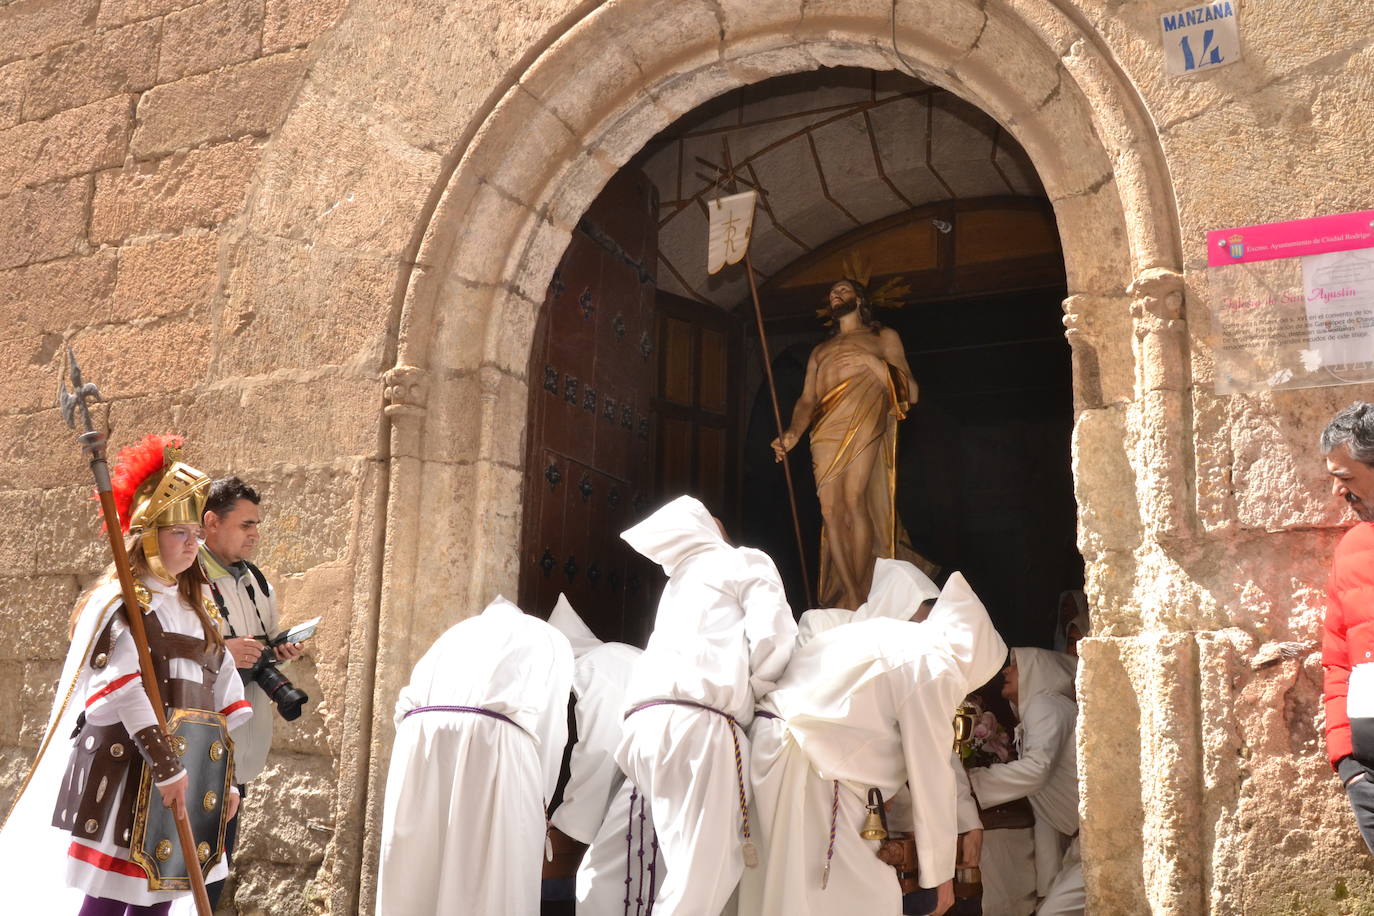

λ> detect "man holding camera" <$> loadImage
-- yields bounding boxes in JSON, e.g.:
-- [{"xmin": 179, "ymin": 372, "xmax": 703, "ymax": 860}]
[{"xmin": 200, "ymin": 476, "xmax": 306, "ymax": 906}]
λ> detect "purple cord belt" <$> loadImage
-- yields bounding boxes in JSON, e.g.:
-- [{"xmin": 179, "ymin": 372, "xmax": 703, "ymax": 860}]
[
  {"xmin": 624, "ymin": 698, "xmax": 739, "ymax": 726},
  {"xmin": 402, "ymin": 704, "xmax": 518, "ymax": 727},
  {"xmin": 754, "ymin": 709, "xmax": 779, "ymax": 720}
]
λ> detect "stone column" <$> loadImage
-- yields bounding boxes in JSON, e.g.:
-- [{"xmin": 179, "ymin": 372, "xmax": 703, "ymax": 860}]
[
  {"xmin": 356, "ymin": 363, "xmax": 431, "ymax": 914},
  {"xmin": 1128, "ymin": 268, "xmax": 1192, "ymax": 542}
]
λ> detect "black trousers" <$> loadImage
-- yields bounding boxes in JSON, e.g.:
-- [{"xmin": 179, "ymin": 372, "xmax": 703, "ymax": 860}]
[
  {"xmin": 1346, "ymin": 773, "xmax": 1374, "ymax": 856},
  {"xmin": 903, "ymin": 888, "xmax": 939, "ymax": 914},
  {"xmin": 902, "ymin": 888, "xmax": 981, "ymax": 916},
  {"xmin": 207, "ymin": 783, "xmax": 247, "ymax": 909}
]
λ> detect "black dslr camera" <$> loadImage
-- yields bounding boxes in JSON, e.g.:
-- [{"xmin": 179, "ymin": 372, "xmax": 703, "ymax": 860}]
[
  {"xmin": 241, "ymin": 619, "xmax": 317, "ymax": 721},
  {"xmin": 242, "ymin": 642, "xmax": 308, "ymax": 721}
]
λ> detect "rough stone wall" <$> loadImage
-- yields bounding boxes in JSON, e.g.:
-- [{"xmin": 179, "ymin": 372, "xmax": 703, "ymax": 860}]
[
  {"xmin": 1063, "ymin": 3, "xmax": 1374, "ymax": 913},
  {"xmin": 0, "ymin": 2, "xmax": 355, "ymax": 914},
  {"xmin": 1, "ymin": 1, "xmax": 1373, "ymax": 914}
]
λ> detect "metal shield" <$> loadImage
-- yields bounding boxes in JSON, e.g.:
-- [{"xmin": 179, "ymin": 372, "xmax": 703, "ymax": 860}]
[{"xmin": 129, "ymin": 708, "xmax": 234, "ymax": 890}]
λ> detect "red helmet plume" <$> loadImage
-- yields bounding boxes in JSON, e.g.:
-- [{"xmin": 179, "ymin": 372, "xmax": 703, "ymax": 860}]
[{"xmin": 109, "ymin": 434, "xmax": 183, "ymax": 533}]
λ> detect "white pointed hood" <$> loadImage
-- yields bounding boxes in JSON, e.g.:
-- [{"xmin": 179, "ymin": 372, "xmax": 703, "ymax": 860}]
[
  {"xmin": 482, "ymin": 594, "xmax": 523, "ymax": 616},
  {"xmin": 620, "ymin": 495, "xmax": 726, "ymax": 576},
  {"xmin": 548, "ymin": 593, "xmax": 602, "ymax": 660},
  {"xmin": 796, "ymin": 607, "xmax": 852, "ymax": 648},
  {"xmin": 923, "ymin": 572, "xmax": 1006, "ymax": 692},
  {"xmin": 854, "ymin": 558, "xmax": 941, "ymax": 622},
  {"xmin": 1010, "ymin": 646, "xmax": 1076, "ymax": 717}
]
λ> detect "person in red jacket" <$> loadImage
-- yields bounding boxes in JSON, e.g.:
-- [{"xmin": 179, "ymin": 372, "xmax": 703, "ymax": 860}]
[{"xmin": 1322, "ymin": 402, "xmax": 1374, "ymax": 852}]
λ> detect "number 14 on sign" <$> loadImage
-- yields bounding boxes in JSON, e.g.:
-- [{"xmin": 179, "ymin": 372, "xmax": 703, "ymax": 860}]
[{"xmin": 1160, "ymin": 2, "xmax": 1240, "ymax": 76}]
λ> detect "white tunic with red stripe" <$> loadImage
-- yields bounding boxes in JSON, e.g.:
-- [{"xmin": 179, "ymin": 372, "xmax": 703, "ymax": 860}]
[{"xmin": 65, "ymin": 576, "xmax": 251, "ymax": 905}]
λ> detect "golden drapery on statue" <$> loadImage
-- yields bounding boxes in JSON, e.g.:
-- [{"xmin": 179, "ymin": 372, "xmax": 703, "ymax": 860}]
[{"xmin": 811, "ymin": 360, "xmax": 929, "ymax": 607}]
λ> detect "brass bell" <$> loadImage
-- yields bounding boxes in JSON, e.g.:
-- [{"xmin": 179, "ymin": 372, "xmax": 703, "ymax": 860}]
[{"xmin": 860, "ymin": 787, "xmax": 888, "ymax": 841}]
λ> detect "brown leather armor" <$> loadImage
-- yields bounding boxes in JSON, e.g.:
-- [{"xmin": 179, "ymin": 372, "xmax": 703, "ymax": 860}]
[{"xmin": 52, "ymin": 605, "xmax": 221, "ymax": 848}]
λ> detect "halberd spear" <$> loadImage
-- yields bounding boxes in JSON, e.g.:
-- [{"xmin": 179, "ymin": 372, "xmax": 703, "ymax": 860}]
[{"xmin": 59, "ymin": 347, "xmax": 215, "ymax": 916}]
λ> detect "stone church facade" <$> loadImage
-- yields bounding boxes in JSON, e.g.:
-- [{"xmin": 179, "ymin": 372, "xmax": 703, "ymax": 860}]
[{"xmin": 0, "ymin": 0, "xmax": 1369, "ymax": 913}]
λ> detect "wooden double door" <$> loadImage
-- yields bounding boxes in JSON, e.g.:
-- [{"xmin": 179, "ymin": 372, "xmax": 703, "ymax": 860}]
[{"xmin": 519, "ymin": 170, "xmax": 742, "ymax": 645}]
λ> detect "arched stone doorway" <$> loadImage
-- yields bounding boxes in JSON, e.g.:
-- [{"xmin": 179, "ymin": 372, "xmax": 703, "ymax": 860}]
[{"xmin": 243, "ymin": 1, "xmax": 1186, "ymax": 911}]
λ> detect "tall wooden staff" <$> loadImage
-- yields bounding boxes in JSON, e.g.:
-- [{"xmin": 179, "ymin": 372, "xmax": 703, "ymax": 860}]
[
  {"xmin": 706, "ymin": 148, "xmax": 813, "ymax": 605},
  {"xmin": 59, "ymin": 347, "xmax": 214, "ymax": 916}
]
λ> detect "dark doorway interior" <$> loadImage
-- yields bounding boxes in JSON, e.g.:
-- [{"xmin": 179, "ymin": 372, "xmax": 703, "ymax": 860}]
[{"xmin": 529, "ymin": 69, "xmax": 1084, "ymax": 916}]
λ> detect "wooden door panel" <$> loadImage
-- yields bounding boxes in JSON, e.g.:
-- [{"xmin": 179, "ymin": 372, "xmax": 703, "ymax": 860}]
[
  {"xmin": 520, "ymin": 169, "xmax": 659, "ymax": 644},
  {"xmin": 658, "ymin": 416, "xmax": 693, "ymax": 497},
  {"xmin": 529, "ymin": 448, "xmax": 570, "ymax": 616},
  {"xmin": 653, "ymin": 292, "xmax": 743, "ymax": 529},
  {"xmin": 697, "ymin": 425, "xmax": 727, "ymax": 510},
  {"xmin": 661, "ymin": 315, "xmax": 694, "ymax": 407},
  {"xmin": 543, "ymin": 234, "xmax": 604, "ymax": 465},
  {"xmin": 699, "ymin": 327, "xmax": 728, "ymax": 412}
]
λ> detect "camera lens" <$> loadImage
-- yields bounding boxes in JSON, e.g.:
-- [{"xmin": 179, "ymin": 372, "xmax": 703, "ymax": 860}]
[
  {"xmin": 253, "ymin": 660, "xmax": 309, "ymax": 721},
  {"xmin": 268, "ymin": 680, "xmax": 309, "ymax": 721}
]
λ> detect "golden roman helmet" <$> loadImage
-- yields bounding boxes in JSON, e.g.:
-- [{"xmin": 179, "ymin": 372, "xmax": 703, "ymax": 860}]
[{"xmin": 112, "ymin": 435, "xmax": 211, "ymax": 584}]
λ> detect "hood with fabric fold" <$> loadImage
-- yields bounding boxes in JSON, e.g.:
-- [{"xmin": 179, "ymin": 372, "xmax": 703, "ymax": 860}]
[
  {"xmin": 548, "ymin": 593, "xmax": 603, "ymax": 660},
  {"xmin": 482, "ymin": 594, "xmax": 524, "ymax": 617},
  {"xmin": 620, "ymin": 495, "xmax": 726, "ymax": 576},
  {"xmin": 1056, "ymin": 589, "xmax": 1090, "ymax": 648},
  {"xmin": 796, "ymin": 607, "xmax": 852, "ymax": 648},
  {"xmin": 923, "ymin": 571, "xmax": 1007, "ymax": 693},
  {"xmin": 854, "ymin": 558, "xmax": 941, "ymax": 622},
  {"xmin": 1010, "ymin": 646, "xmax": 1077, "ymax": 717}
]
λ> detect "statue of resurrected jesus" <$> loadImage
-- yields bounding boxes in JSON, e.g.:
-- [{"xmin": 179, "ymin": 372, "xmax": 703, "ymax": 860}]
[{"xmin": 771, "ymin": 276, "xmax": 917, "ymax": 610}]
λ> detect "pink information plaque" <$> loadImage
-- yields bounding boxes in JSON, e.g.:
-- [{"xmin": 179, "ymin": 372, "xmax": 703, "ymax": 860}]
[
  {"xmin": 1207, "ymin": 211, "xmax": 1374, "ymax": 393},
  {"xmin": 1208, "ymin": 210, "xmax": 1374, "ymax": 267}
]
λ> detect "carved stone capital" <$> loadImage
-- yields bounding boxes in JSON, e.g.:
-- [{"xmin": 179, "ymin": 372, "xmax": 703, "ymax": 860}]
[
  {"xmin": 383, "ymin": 365, "xmax": 430, "ymax": 418},
  {"xmin": 1061, "ymin": 294, "xmax": 1090, "ymax": 346},
  {"xmin": 1128, "ymin": 267, "xmax": 1185, "ymax": 323},
  {"xmin": 1128, "ymin": 268, "xmax": 1188, "ymax": 394}
]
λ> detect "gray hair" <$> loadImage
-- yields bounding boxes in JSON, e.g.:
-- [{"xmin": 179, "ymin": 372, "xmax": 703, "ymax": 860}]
[{"xmin": 1321, "ymin": 402, "xmax": 1374, "ymax": 464}]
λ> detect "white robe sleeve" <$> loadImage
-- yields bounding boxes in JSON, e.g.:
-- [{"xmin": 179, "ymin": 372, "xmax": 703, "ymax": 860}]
[
  {"xmin": 212, "ymin": 646, "xmax": 252, "ymax": 732},
  {"xmin": 737, "ymin": 548, "xmax": 797, "ymax": 696},
  {"xmin": 83, "ymin": 621, "xmax": 160, "ymax": 737},
  {"xmin": 534, "ymin": 636, "xmax": 575, "ymax": 805},
  {"xmin": 551, "ymin": 667, "xmax": 624, "ymax": 843},
  {"xmin": 898, "ymin": 677, "xmax": 960, "ymax": 888},
  {"xmin": 954, "ymin": 755, "xmax": 981, "ymax": 834},
  {"xmin": 886, "ymin": 756, "xmax": 979, "ymax": 836},
  {"xmin": 967, "ymin": 694, "xmax": 1072, "ymax": 808}
]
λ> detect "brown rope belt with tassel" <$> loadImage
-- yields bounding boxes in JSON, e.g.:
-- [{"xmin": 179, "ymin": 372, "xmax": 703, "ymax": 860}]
[{"xmin": 624, "ymin": 699, "xmax": 758, "ymax": 867}]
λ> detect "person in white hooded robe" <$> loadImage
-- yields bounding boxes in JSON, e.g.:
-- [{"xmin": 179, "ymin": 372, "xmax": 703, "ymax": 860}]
[
  {"xmin": 967, "ymin": 647, "xmax": 1082, "ymax": 916},
  {"xmin": 546, "ymin": 594, "xmax": 664, "ymax": 915},
  {"xmin": 858, "ymin": 561, "xmax": 982, "ymax": 916},
  {"xmin": 781, "ymin": 559, "xmax": 984, "ymax": 916},
  {"xmin": 795, "ymin": 606, "xmax": 852, "ymax": 649},
  {"xmin": 616, "ymin": 495, "xmax": 797, "ymax": 916},
  {"xmin": 740, "ymin": 570, "xmax": 1006, "ymax": 916},
  {"xmin": 791, "ymin": 559, "xmax": 936, "ymax": 649},
  {"xmin": 375, "ymin": 595, "xmax": 573, "ymax": 916}
]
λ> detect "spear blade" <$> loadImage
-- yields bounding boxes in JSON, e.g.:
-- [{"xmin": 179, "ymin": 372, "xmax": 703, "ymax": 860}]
[{"xmin": 57, "ymin": 345, "xmax": 108, "ymax": 467}]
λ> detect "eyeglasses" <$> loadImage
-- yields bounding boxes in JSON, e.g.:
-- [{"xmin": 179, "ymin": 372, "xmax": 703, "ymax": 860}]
[{"xmin": 162, "ymin": 525, "xmax": 205, "ymax": 543}]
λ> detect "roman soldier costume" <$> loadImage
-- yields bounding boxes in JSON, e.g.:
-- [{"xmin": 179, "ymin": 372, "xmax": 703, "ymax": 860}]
[{"xmin": 0, "ymin": 435, "xmax": 251, "ymax": 910}]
